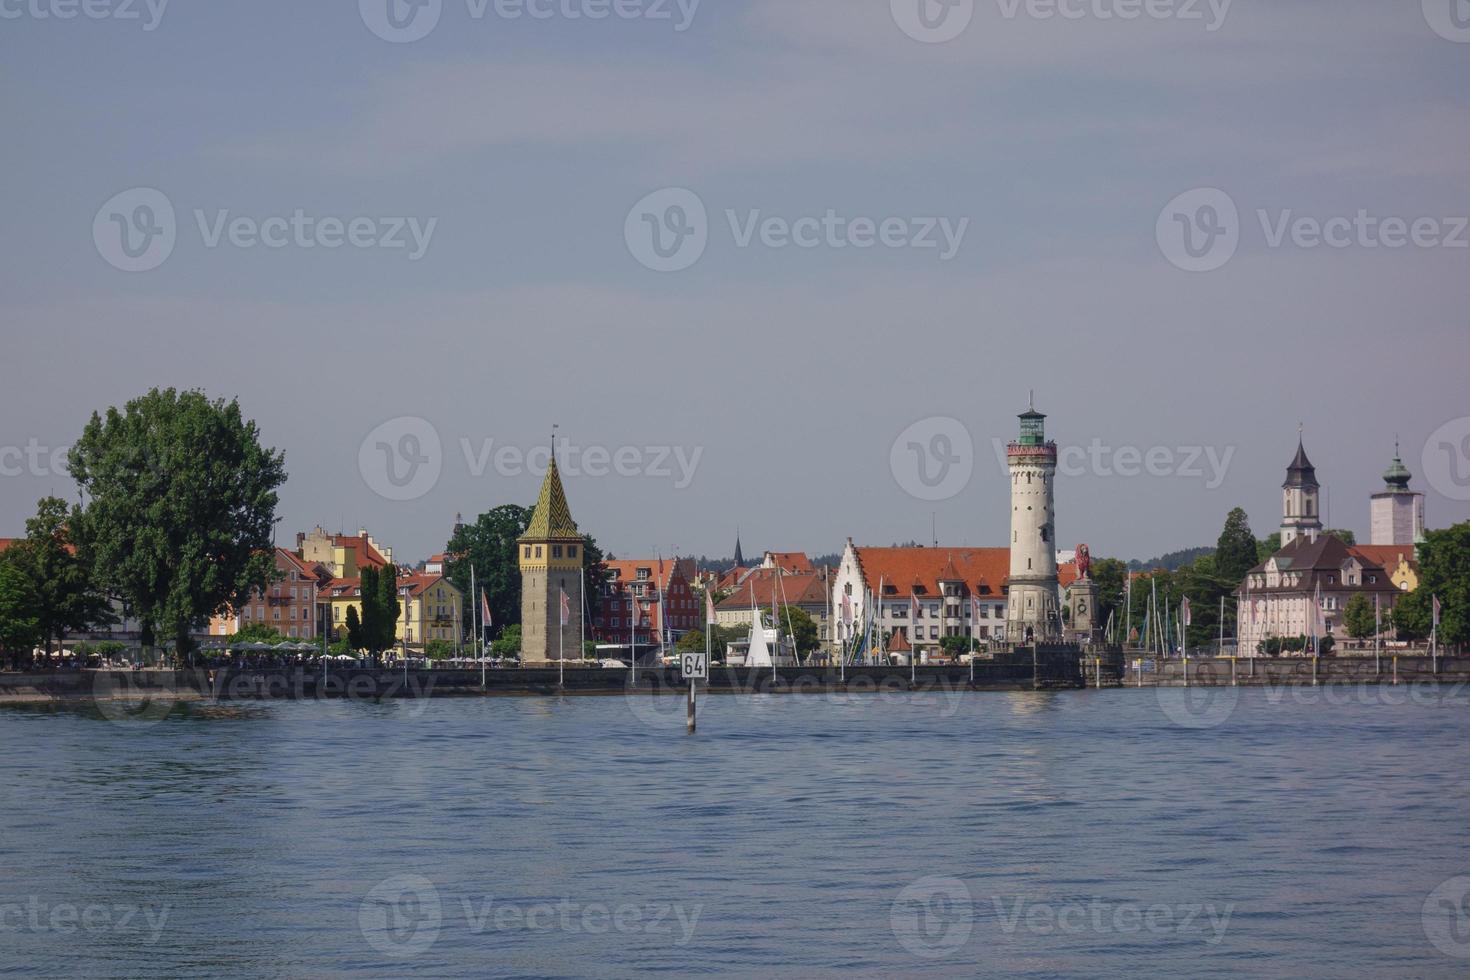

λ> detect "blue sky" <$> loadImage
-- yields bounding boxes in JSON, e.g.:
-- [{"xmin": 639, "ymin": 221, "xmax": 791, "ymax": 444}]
[{"xmin": 3, "ymin": 0, "xmax": 1468, "ymax": 563}]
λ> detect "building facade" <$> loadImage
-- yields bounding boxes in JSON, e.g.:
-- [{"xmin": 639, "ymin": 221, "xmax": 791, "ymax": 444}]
[
  {"xmin": 209, "ymin": 548, "xmax": 322, "ymax": 640},
  {"xmin": 595, "ymin": 558, "xmax": 699, "ymax": 649}
]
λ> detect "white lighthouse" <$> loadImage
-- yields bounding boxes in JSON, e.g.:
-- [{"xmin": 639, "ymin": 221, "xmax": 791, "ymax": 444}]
[{"xmin": 1005, "ymin": 397, "xmax": 1061, "ymax": 643}]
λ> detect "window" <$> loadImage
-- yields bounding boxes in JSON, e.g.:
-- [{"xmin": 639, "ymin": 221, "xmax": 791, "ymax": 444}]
[
  {"xmin": 535, "ymin": 546, "xmax": 543, "ymax": 558},
  {"xmin": 523, "ymin": 546, "xmax": 531, "ymax": 558},
  {"xmin": 552, "ymin": 546, "xmax": 563, "ymax": 559},
  {"xmin": 568, "ymin": 546, "xmax": 578, "ymax": 558}
]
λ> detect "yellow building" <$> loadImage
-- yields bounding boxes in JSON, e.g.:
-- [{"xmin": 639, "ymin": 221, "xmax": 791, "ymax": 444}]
[{"xmin": 323, "ymin": 573, "xmax": 463, "ymax": 652}]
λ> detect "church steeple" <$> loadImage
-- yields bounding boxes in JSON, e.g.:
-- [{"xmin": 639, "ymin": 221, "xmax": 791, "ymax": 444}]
[
  {"xmin": 1280, "ymin": 431, "xmax": 1323, "ymax": 545},
  {"xmin": 733, "ymin": 528, "xmax": 745, "ymax": 567},
  {"xmin": 1382, "ymin": 441, "xmax": 1412, "ymax": 492}
]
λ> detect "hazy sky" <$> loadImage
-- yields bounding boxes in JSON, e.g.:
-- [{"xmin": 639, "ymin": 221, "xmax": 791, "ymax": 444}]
[{"xmin": 3, "ymin": 0, "xmax": 1468, "ymax": 565}]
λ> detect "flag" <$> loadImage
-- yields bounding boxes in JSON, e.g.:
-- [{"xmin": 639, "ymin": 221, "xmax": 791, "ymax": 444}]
[
  {"xmin": 1433, "ymin": 595, "xmax": 1442, "ymax": 628},
  {"xmin": 559, "ymin": 589, "xmax": 571, "ymax": 627},
  {"xmin": 706, "ymin": 589, "xmax": 717, "ymax": 626},
  {"xmin": 1180, "ymin": 597, "xmax": 1192, "ymax": 627},
  {"xmin": 841, "ymin": 593, "xmax": 852, "ymax": 625},
  {"xmin": 971, "ymin": 594, "xmax": 980, "ymax": 624},
  {"xmin": 481, "ymin": 589, "xmax": 492, "ymax": 628}
]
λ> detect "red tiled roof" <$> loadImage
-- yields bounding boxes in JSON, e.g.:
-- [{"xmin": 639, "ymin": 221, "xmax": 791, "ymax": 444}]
[
  {"xmin": 1348, "ymin": 545, "xmax": 1417, "ymax": 572},
  {"xmin": 716, "ymin": 568, "xmax": 828, "ymax": 611},
  {"xmin": 854, "ymin": 547, "xmax": 1011, "ymax": 597},
  {"xmin": 765, "ymin": 552, "xmax": 814, "ymax": 574},
  {"xmin": 604, "ymin": 559, "xmax": 688, "ymax": 594},
  {"xmin": 333, "ymin": 534, "xmax": 387, "ymax": 569}
]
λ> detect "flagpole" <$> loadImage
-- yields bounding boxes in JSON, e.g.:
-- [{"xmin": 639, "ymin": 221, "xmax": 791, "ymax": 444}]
[{"xmin": 1374, "ymin": 593, "xmax": 1381, "ymax": 676}]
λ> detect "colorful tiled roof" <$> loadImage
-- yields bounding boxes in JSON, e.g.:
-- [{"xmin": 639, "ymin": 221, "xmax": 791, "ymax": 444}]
[
  {"xmin": 522, "ymin": 458, "xmax": 580, "ymax": 540},
  {"xmin": 716, "ymin": 568, "xmax": 828, "ymax": 611}
]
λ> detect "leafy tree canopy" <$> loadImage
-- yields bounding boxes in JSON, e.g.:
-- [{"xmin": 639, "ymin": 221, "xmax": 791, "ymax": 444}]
[{"xmin": 67, "ymin": 389, "xmax": 285, "ymax": 658}]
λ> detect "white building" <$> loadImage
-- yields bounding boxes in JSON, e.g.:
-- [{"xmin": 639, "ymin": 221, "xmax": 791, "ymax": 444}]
[{"xmin": 1369, "ymin": 444, "xmax": 1425, "ymax": 547}]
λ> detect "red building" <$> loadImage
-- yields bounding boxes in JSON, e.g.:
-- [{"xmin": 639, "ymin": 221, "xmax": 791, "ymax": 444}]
[{"xmin": 594, "ymin": 558, "xmax": 699, "ymax": 646}]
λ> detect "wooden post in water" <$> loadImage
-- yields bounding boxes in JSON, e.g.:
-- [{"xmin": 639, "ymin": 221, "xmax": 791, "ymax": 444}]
[
  {"xmin": 1183, "ymin": 656, "xmax": 1190, "ymax": 688},
  {"xmin": 1393, "ymin": 655, "xmax": 1398, "ymax": 686},
  {"xmin": 686, "ymin": 678, "xmax": 696, "ymax": 734},
  {"xmin": 1312, "ymin": 655, "xmax": 1319, "ymax": 687},
  {"xmin": 1231, "ymin": 656, "xmax": 1237, "ymax": 687}
]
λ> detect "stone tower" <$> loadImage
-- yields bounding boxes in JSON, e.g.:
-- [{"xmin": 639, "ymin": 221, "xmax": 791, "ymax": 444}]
[
  {"xmin": 1280, "ymin": 436, "xmax": 1322, "ymax": 546},
  {"xmin": 1369, "ymin": 442, "xmax": 1425, "ymax": 546},
  {"xmin": 518, "ymin": 451, "xmax": 584, "ymax": 664},
  {"xmin": 1005, "ymin": 398, "xmax": 1061, "ymax": 643}
]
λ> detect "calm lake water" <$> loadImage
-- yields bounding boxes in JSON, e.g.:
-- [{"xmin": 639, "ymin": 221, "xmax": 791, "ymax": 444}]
[{"xmin": 2, "ymin": 686, "xmax": 1469, "ymax": 978}]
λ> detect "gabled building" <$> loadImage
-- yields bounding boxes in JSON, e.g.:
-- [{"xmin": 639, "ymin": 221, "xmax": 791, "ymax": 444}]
[
  {"xmin": 1236, "ymin": 534, "xmax": 1400, "ymax": 655},
  {"xmin": 595, "ymin": 558, "xmax": 698, "ymax": 647},
  {"xmin": 297, "ymin": 525, "xmax": 392, "ymax": 579},
  {"xmin": 398, "ymin": 573, "xmax": 463, "ymax": 650},
  {"xmin": 209, "ymin": 548, "xmax": 324, "ymax": 640}
]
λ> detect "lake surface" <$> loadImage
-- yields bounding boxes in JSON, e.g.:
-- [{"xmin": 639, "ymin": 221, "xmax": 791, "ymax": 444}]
[{"xmin": 2, "ymin": 686, "xmax": 1469, "ymax": 978}]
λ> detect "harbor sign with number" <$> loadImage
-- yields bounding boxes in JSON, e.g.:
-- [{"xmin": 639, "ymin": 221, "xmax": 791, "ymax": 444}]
[{"xmin": 681, "ymin": 652, "xmax": 708, "ymax": 680}]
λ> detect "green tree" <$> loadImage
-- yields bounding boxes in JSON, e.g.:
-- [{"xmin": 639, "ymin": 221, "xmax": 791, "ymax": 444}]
[
  {"xmin": 445, "ymin": 505, "xmax": 532, "ymax": 634},
  {"xmin": 940, "ymin": 635, "xmax": 973, "ymax": 658},
  {"xmin": 232, "ymin": 623, "xmax": 285, "ymax": 645},
  {"xmin": 345, "ymin": 605, "xmax": 364, "ymax": 651},
  {"xmin": 67, "ymin": 388, "xmax": 285, "ymax": 660},
  {"xmin": 1342, "ymin": 593, "xmax": 1376, "ymax": 641},
  {"xmin": 0, "ymin": 552, "xmax": 42, "ymax": 658},
  {"xmin": 359, "ymin": 566, "xmax": 380, "ymax": 653},
  {"xmin": 776, "ymin": 605, "xmax": 820, "ymax": 656},
  {"xmin": 1257, "ymin": 533, "xmax": 1281, "ymax": 563},
  {"xmin": 1399, "ymin": 522, "xmax": 1470, "ymax": 648},
  {"xmin": 1215, "ymin": 508, "xmax": 1259, "ymax": 584},
  {"xmin": 1090, "ymin": 557, "xmax": 1129, "ymax": 635},
  {"xmin": 491, "ymin": 624, "xmax": 522, "ymax": 659},
  {"xmin": 424, "ymin": 638, "xmax": 455, "ymax": 661},
  {"xmin": 676, "ymin": 623, "xmax": 739, "ymax": 656},
  {"xmin": 1324, "ymin": 529, "xmax": 1357, "ymax": 546},
  {"xmin": 4, "ymin": 497, "xmax": 114, "ymax": 655},
  {"xmin": 378, "ymin": 564, "xmax": 400, "ymax": 652}
]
